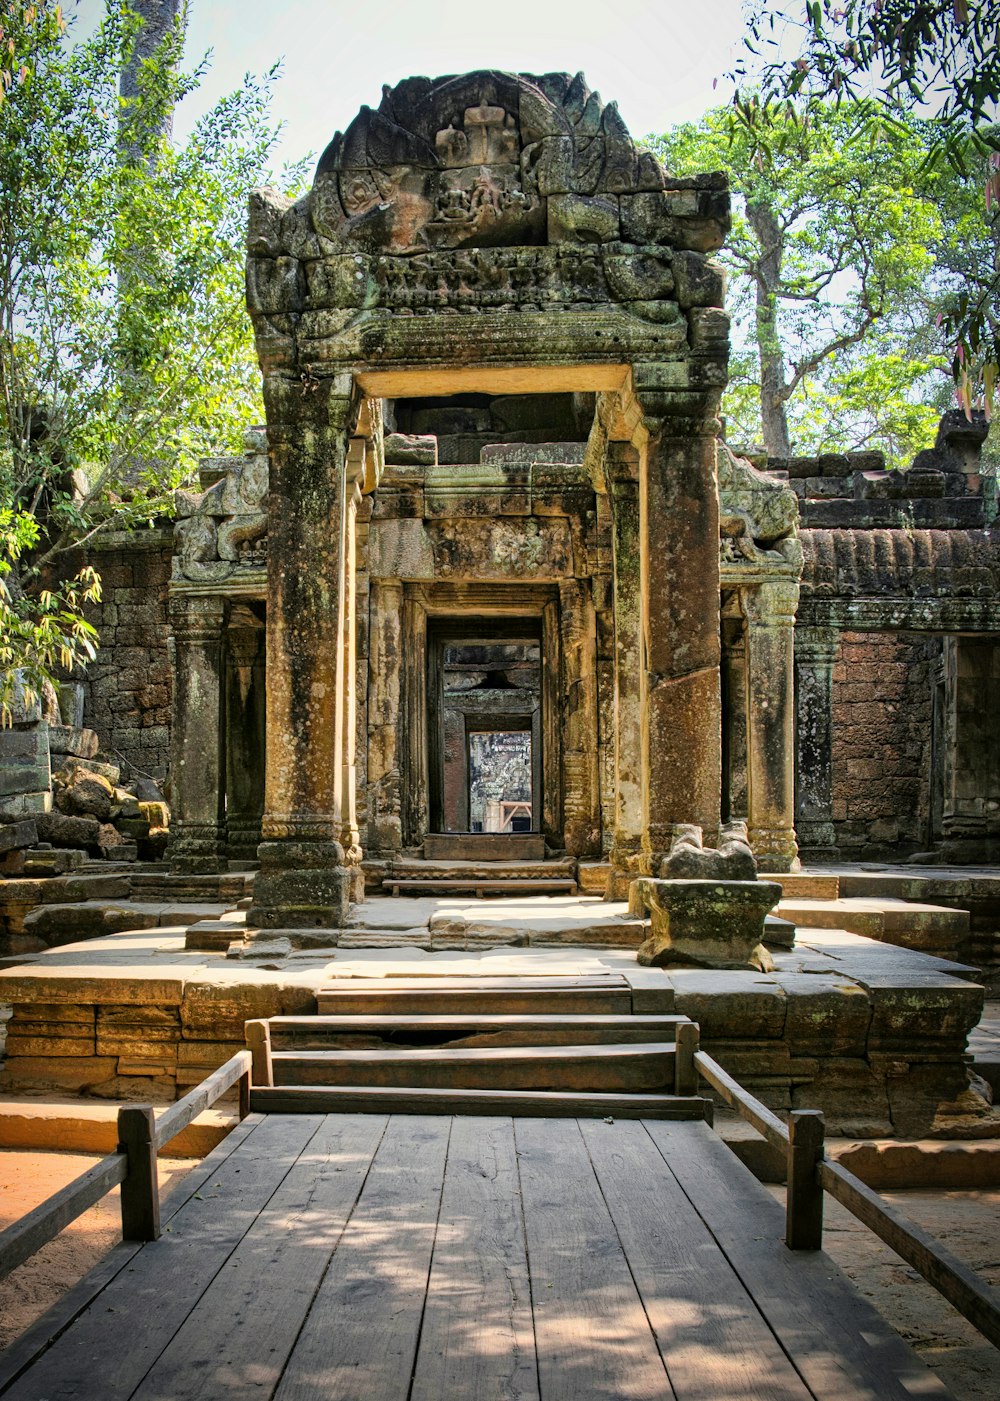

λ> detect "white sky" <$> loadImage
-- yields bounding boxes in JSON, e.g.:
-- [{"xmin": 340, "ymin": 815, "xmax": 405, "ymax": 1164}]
[{"xmin": 74, "ymin": 0, "xmax": 751, "ymax": 166}]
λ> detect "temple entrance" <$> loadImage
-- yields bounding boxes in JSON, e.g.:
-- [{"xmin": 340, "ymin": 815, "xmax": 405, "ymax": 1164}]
[{"xmin": 427, "ymin": 622, "xmax": 543, "ymax": 836}]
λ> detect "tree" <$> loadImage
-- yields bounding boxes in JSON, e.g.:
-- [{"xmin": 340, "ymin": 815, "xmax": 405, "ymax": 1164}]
[
  {"xmin": 649, "ymin": 103, "xmax": 943, "ymax": 460},
  {"xmin": 0, "ymin": 0, "xmax": 299, "ymax": 720},
  {"xmin": 730, "ymin": 1, "xmax": 1000, "ymax": 413}
]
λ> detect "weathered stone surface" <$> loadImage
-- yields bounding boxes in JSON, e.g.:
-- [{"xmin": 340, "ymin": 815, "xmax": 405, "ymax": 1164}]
[
  {"xmin": 54, "ymin": 769, "xmax": 115, "ymax": 822},
  {"xmin": 660, "ymin": 821, "xmax": 757, "ymax": 881},
  {"xmin": 35, "ymin": 812, "xmax": 101, "ymax": 851},
  {"xmin": 634, "ymin": 877, "xmax": 782, "ymax": 970},
  {"xmin": 47, "ymin": 725, "xmax": 99, "ymax": 759},
  {"xmin": 0, "ymin": 821, "xmax": 38, "ymax": 854}
]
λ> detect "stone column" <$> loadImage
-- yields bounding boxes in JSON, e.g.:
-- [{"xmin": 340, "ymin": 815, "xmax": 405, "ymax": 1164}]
[
  {"xmin": 558, "ymin": 577, "xmax": 601, "ymax": 856},
  {"xmin": 743, "ymin": 580, "xmax": 800, "ymax": 871},
  {"xmin": 224, "ymin": 606, "xmax": 266, "ymax": 863},
  {"xmin": 721, "ymin": 614, "xmax": 748, "ymax": 821},
  {"xmin": 367, "ymin": 579, "xmax": 404, "ymax": 855},
  {"xmin": 340, "ymin": 460, "xmax": 364, "ymax": 899},
  {"xmin": 637, "ymin": 410, "xmax": 722, "ymax": 862},
  {"xmin": 248, "ymin": 375, "xmax": 354, "ymax": 929},
  {"xmin": 794, "ymin": 625, "xmax": 839, "ymax": 851},
  {"xmin": 607, "ymin": 448, "xmax": 645, "ymax": 896},
  {"xmin": 168, "ymin": 593, "xmax": 226, "ymax": 874}
]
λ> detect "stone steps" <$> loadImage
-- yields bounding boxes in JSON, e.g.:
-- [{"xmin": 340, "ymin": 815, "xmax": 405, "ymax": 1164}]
[
  {"xmin": 269, "ymin": 1041, "xmax": 676, "ymax": 1091},
  {"xmin": 776, "ymin": 895, "xmax": 970, "ymax": 958},
  {"xmin": 314, "ymin": 974, "xmax": 644, "ymax": 1016},
  {"xmin": 252, "ymin": 972, "xmax": 700, "ymax": 1115},
  {"xmin": 267, "ymin": 1011, "xmax": 686, "ymax": 1049}
]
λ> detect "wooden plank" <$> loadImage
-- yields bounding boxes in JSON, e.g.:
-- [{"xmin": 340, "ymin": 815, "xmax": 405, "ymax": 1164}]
[
  {"xmin": 820, "ymin": 1158, "xmax": 1000, "ymax": 1348},
  {"xmin": 272, "ymin": 1114, "xmax": 451, "ymax": 1401},
  {"xmin": 268, "ymin": 1013, "xmax": 684, "ymax": 1030},
  {"xmin": 1, "ymin": 1113, "xmax": 325, "ymax": 1401},
  {"xmin": 644, "ymin": 1120, "xmax": 953, "ymax": 1400},
  {"xmin": 129, "ymin": 1114, "xmax": 388, "ymax": 1401},
  {"xmin": 514, "ymin": 1116, "xmax": 674, "ymax": 1401},
  {"xmin": 269, "ymin": 1041, "xmax": 675, "ymax": 1092},
  {"xmin": 267, "ymin": 1014, "xmax": 685, "ymax": 1051},
  {"xmin": 0, "ymin": 1152, "xmax": 126, "ymax": 1283},
  {"xmin": 0, "ymin": 1116, "xmax": 263, "ymax": 1396},
  {"xmin": 579, "ymin": 1118, "xmax": 811, "ymax": 1401},
  {"xmin": 693, "ymin": 1050, "xmax": 789, "ymax": 1151},
  {"xmin": 153, "ymin": 1050, "xmax": 252, "ymax": 1149},
  {"xmin": 251, "ymin": 1086, "xmax": 708, "ymax": 1118},
  {"xmin": 410, "ymin": 1117, "xmax": 539, "ymax": 1401}
]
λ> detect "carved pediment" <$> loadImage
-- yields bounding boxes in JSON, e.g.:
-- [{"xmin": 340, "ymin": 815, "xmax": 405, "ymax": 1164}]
[{"xmin": 309, "ymin": 70, "xmax": 661, "ymax": 254}]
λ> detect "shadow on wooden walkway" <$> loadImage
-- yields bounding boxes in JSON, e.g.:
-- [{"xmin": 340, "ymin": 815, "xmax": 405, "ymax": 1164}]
[{"xmin": 0, "ymin": 1112, "xmax": 950, "ymax": 1400}]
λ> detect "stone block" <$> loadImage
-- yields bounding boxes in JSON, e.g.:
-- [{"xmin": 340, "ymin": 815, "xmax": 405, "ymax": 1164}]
[
  {"xmin": 23, "ymin": 846, "xmax": 86, "ymax": 877},
  {"xmin": 0, "ymin": 1056, "xmax": 119, "ymax": 1093},
  {"xmin": 0, "ymin": 790, "xmax": 51, "ymax": 822},
  {"xmin": 0, "ymin": 820, "xmax": 38, "ymax": 854},
  {"xmin": 668, "ymin": 971, "xmax": 787, "ymax": 1039},
  {"xmin": 776, "ymin": 973, "xmax": 872, "ymax": 1055},
  {"xmin": 180, "ymin": 980, "xmax": 315, "ymax": 1041},
  {"xmin": 0, "ymin": 726, "xmax": 51, "ymax": 797},
  {"xmin": 383, "ymin": 433, "xmax": 437, "ymax": 466},
  {"xmin": 35, "ymin": 811, "xmax": 101, "ymax": 850},
  {"xmin": 635, "ymin": 877, "xmax": 780, "ymax": 970},
  {"xmin": 47, "ymin": 725, "xmax": 99, "ymax": 759}
]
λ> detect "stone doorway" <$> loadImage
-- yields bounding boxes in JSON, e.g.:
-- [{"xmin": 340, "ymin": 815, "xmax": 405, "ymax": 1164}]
[{"xmin": 428, "ymin": 623, "xmax": 543, "ymax": 837}]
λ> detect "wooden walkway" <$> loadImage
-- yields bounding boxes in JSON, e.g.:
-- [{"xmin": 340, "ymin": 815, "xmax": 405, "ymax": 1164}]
[{"xmin": 0, "ymin": 1112, "xmax": 950, "ymax": 1401}]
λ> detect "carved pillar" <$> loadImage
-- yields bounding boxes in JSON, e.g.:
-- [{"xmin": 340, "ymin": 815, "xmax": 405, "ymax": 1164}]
[
  {"xmin": 607, "ymin": 448, "xmax": 644, "ymax": 896},
  {"xmin": 794, "ymin": 625, "xmax": 839, "ymax": 852},
  {"xmin": 558, "ymin": 577, "xmax": 601, "ymax": 856},
  {"xmin": 168, "ymin": 593, "xmax": 226, "ymax": 874},
  {"xmin": 367, "ymin": 578, "xmax": 404, "ymax": 855},
  {"xmin": 743, "ymin": 580, "xmax": 800, "ymax": 871},
  {"xmin": 340, "ymin": 455, "xmax": 364, "ymax": 898},
  {"xmin": 224, "ymin": 605, "xmax": 266, "ymax": 862},
  {"xmin": 248, "ymin": 376, "xmax": 354, "ymax": 928},
  {"xmin": 721, "ymin": 610, "xmax": 748, "ymax": 821},
  {"xmin": 637, "ymin": 408, "xmax": 722, "ymax": 862}
]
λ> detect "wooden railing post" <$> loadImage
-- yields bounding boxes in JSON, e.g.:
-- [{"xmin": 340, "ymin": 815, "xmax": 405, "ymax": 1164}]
[
  {"xmin": 786, "ymin": 1109, "xmax": 825, "ymax": 1251},
  {"xmin": 117, "ymin": 1106, "xmax": 160, "ymax": 1243},
  {"xmin": 674, "ymin": 1021, "xmax": 699, "ymax": 1097},
  {"xmin": 246, "ymin": 1019, "xmax": 273, "ymax": 1088}
]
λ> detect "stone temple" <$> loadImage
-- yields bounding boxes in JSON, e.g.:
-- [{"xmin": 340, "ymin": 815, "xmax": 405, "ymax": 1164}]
[{"xmin": 1, "ymin": 72, "xmax": 999, "ymax": 1140}]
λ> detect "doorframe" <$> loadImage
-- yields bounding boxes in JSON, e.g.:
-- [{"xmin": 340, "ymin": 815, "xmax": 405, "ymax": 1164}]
[{"xmin": 402, "ymin": 583, "xmax": 560, "ymax": 846}]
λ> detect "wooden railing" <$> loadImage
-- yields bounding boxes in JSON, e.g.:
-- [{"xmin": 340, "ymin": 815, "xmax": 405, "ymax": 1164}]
[
  {"xmin": 0, "ymin": 1050, "xmax": 251, "ymax": 1283},
  {"xmin": 680, "ymin": 1026, "xmax": 1000, "ymax": 1350}
]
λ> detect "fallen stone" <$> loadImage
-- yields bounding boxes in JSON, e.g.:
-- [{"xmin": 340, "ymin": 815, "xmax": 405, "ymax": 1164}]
[
  {"xmin": 47, "ymin": 725, "xmax": 99, "ymax": 759},
  {"xmin": 22, "ymin": 847, "xmax": 85, "ymax": 877},
  {"xmin": 0, "ymin": 821, "xmax": 38, "ymax": 855},
  {"xmin": 54, "ymin": 770, "xmax": 114, "ymax": 822},
  {"xmin": 138, "ymin": 801, "xmax": 169, "ymax": 828},
  {"xmin": 226, "ymin": 937, "xmax": 292, "ymax": 960},
  {"xmin": 35, "ymin": 812, "xmax": 101, "ymax": 851}
]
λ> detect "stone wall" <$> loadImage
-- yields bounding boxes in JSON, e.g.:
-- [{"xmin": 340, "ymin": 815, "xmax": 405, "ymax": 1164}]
[
  {"xmin": 830, "ymin": 631, "xmax": 936, "ymax": 857},
  {"xmin": 82, "ymin": 532, "xmax": 173, "ymax": 783}
]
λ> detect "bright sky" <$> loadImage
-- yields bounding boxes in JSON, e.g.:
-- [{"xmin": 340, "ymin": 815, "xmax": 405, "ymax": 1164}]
[{"xmin": 75, "ymin": 0, "xmax": 751, "ymax": 167}]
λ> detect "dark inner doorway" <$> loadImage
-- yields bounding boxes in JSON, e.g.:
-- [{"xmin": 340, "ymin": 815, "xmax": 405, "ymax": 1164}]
[{"xmin": 427, "ymin": 621, "xmax": 542, "ymax": 833}]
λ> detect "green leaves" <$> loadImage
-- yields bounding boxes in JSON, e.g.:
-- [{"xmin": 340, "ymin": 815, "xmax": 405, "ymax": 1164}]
[{"xmin": 0, "ymin": 1, "xmax": 299, "ymax": 711}]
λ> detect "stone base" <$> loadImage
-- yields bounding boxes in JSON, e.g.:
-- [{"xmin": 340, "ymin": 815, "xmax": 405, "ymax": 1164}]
[
  {"xmin": 747, "ymin": 827, "xmax": 801, "ymax": 874},
  {"xmin": 632, "ymin": 877, "xmax": 782, "ymax": 970},
  {"xmin": 247, "ymin": 863, "xmax": 352, "ymax": 929}
]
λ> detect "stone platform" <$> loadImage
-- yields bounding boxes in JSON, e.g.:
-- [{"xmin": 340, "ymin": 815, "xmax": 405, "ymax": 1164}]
[{"xmin": 0, "ymin": 891, "xmax": 996, "ymax": 1140}]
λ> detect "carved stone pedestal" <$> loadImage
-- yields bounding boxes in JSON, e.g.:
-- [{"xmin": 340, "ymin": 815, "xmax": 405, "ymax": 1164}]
[{"xmin": 632, "ymin": 876, "xmax": 781, "ymax": 971}]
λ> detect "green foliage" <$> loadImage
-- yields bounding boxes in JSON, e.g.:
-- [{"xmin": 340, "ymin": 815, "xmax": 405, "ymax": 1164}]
[
  {"xmin": 648, "ymin": 103, "xmax": 947, "ymax": 461},
  {"xmin": 0, "ymin": 1, "xmax": 301, "ymax": 713},
  {"xmin": 731, "ymin": 2, "xmax": 1000, "ymax": 412},
  {"xmin": 0, "ymin": 506, "xmax": 99, "ymax": 724}
]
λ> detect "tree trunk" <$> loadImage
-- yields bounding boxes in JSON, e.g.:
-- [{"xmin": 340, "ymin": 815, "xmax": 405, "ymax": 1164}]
[
  {"xmin": 120, "ymin": 0, "xmax": 187, "ymax": 148},
  {"xmin": 746, "ymin": 198, "xmax": 792, "ymax": 458}
]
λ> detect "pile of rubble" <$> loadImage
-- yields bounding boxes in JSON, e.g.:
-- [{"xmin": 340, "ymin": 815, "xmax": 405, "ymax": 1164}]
[{"xmin": 0, "ymin": 681, "xmax": 170, "ymax": 880}]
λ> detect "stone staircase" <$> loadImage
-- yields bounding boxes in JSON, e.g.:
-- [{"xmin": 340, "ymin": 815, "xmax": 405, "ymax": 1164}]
[
  {"xmin": 382, "ymin": 856, "xmax": 577, "ymax": 898},
  {"xmin": 247, "ymin": 973, "xmax": 708, "ymax": 1119}
]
